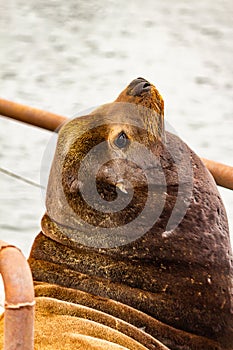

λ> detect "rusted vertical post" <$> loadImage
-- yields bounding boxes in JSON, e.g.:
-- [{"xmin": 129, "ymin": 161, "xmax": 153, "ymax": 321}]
[{"xmin": 0, "ymin": 241, "xmax": 34, "ymax": 350}]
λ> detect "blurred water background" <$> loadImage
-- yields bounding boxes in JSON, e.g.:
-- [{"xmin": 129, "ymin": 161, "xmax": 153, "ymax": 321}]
[{"xmin": 0, "ymin": 0, "xmax": 232, "ymax": 257}]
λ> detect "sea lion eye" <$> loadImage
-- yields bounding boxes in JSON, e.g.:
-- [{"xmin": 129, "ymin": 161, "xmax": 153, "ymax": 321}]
[{"xmin": 114, "ymin": 131, "xmax": 129, "ymax": 149}]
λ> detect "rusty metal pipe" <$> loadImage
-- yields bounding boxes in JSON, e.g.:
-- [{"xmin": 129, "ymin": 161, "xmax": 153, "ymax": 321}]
[
  {"xmin": 0, "ymin": 97, "xmax": 66, "ymax": 131},
  {"xmin": 0, "ymin": 97, "xmax": 232, "ymax": 191},
  {"xmin": 202, "ymin": 158, "xmax": 233, "ymax": 191},
  {"xmin": 0, "ymin": 240, "xmax": 34, "ymax": 350}
]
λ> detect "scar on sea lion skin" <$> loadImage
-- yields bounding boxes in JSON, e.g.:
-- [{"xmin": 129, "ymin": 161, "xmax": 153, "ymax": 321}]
[{"xmin": 28, "ymin": 78, "xmax": 233, "ymax": 350}]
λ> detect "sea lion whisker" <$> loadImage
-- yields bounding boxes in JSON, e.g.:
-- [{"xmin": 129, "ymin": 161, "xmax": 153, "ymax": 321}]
[{"xmin": 116, "ymin": 182, "xmax": 128, "ymax": 194}]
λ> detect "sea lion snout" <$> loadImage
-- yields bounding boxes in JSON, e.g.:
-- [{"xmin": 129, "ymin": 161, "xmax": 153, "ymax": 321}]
[
  {"xmin": 115, "ymin": 77, "xmax": 164, "ymax": 140},
  {"xmin": 127, "ymin": 77, "xmax": 151, "ymax": 96}
]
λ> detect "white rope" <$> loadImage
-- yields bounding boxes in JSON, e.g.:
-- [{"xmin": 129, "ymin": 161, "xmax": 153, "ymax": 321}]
[{"xmin": 0, "ymin": 166, "xmax": 45, "ymax": 189}]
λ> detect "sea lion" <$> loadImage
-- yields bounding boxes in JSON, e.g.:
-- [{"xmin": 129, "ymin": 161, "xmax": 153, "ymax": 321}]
[{"xmin": 10, "ymin": 77, "xmax": 232, "ymax": 349}]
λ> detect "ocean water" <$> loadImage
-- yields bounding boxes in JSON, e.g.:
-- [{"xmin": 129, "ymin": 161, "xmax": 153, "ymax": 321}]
[{"xmin": 0, "ymin": 0, "xmax": 232, "ymax": 257}]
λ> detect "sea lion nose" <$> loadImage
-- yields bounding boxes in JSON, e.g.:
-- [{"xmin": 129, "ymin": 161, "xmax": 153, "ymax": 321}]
[{"xmin": 128, "ymin": 77, "xmax": 151, "ymax": 96}]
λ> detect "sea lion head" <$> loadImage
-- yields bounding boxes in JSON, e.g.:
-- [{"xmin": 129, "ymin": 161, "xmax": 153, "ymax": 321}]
[{"xmin": 44, "ymin": 77, "xmax": 170, "ymax": 248}]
